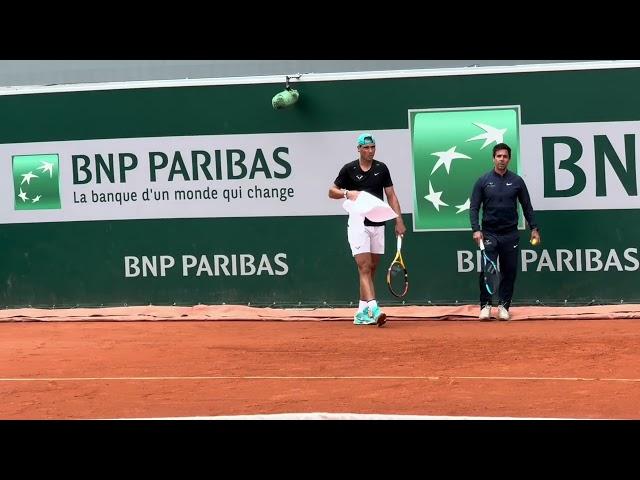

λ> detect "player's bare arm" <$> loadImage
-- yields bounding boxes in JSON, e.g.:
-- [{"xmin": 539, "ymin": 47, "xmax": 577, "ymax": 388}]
[
  {"xmin": 384, "ymin": 186, "xmax": 406, "ymax": 237},
  {"xmin": 329, "ymin": 184, "xmax": 359, "ymax": 201}
]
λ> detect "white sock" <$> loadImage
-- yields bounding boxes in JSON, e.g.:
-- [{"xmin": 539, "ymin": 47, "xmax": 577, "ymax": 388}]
[
  {"xmin": 367, "ymin": 300, "xmax": 378, "ymax": 310},
  {"xmin": 358, "ymin": 300, "xmax": 367, "ymax": 312}
]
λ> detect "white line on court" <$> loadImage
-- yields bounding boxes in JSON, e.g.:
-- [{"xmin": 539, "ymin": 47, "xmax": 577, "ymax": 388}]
[
  {"xmin": 117, "ymin": 413, "xmax": 580, "ymax": 420},
  {"xmin": 0, "ymin": 375, "xmax": 639, "ymax": 382}
]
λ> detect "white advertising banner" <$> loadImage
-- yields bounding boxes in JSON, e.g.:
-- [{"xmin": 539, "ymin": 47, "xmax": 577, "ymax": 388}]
[
  {"xmin": 521, "ymin": 120, "xmax": 640, "ymax": 211},
  {"xmin": 2, "ymin": 120, "xmax": 639, "ymax": 224},
  {"xmin": 0, "ymin": 130, "xmax": 412, "ymax": 224}
]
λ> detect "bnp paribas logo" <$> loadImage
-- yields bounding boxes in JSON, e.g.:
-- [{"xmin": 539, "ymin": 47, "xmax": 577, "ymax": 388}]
[
  {"xmin": 12, "ymin": 154, "xmax": 61, "ymax": 210},
  {"xmin": 409, "ymin": 106, "xmax": 522, "ymax": 232}
]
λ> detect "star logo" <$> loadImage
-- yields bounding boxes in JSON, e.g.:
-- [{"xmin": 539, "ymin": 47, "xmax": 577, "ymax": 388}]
[
  {"xmin": 12, "ymin": 154, "xmax": 61, "ymax": 210},
  {"xmin": 430, "ymin": 146, "xmax": 471, "ymax": 175},
  {"xmin": 21, "ymin": 171, "xmax": 39, "ymax": 185},
  {"xmin": 465, "ymin": 122, "xmax": 507, "ymax": 149},
  {"xmin": 424, "ymin": 181, "xmax": 449, "ymax": 212},
  {"xmin": 409, "ymin": 106, "xmax": 522, "ymax": 231}
]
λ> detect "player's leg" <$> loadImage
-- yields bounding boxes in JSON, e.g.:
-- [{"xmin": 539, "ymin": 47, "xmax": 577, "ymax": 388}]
[
  {"xmin": 496, "ymin": 230, "xmax": 520, "ymax": 320},
  {"xmin": 348, "ymin": 221, "xmax": 375, "ymax": 324},
  {"xmin": 367, "ymin": 226, "xmax": 387, "ymax": 326},
  {"xmin": 479, "ymin": 232, "xmax": 498, "ymax": 320},
  {"xmin": 354, "ymin": 252, "xmax": 376, "ymax": 325}
]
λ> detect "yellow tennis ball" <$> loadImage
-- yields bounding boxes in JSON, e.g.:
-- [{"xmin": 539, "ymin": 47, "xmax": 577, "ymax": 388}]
[{"xmin": 530, "ymin": 238, "xmax": 539, "ymax": 246}]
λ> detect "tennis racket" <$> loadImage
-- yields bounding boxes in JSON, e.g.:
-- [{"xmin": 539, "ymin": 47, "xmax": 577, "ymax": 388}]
[
  {"xmin": 479, "ymin": 239, "xmax": 499, "ymax": 296},
  {"xmin": 387, "ymin": 235, "xmax": 409, "ymax": 298}
]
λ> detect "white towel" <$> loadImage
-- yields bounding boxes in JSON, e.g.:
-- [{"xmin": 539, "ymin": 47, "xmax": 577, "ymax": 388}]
[{"xmin": 342, "ymin": 191, "xmax": 398, "ymax": 223}]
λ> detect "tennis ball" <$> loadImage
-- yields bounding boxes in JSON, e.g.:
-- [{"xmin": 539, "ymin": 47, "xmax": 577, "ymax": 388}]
[{"xmin": 530, "ymin": 238, "xmax": 539, "ymax": 246}]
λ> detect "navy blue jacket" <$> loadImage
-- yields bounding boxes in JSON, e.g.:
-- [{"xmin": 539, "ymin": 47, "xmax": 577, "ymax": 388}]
[{"xmin": 469, "ymin": 170, "xmax": 538, "ymax": 234}]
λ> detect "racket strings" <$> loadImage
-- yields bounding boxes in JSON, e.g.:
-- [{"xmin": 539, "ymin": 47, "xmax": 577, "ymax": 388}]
[
  {"xmin": 483, "ymin": 254, "xmax": 497, "ymax": 274},
  {"xmin": 482, "ymin": 254, "xmax": 499, "ymax": 295},
  {"xmin": 390, "ymin": 263, "xmax": 404, "ymax": 276},
  {"xmin": 388, "ymin": 262, "xmax": 408, "ymax": 297}
]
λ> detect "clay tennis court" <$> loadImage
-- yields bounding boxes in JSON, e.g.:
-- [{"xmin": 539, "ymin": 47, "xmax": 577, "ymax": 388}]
[{"xmin": 1, "ymin": 304, "xmax": 640, "ymax": 419}]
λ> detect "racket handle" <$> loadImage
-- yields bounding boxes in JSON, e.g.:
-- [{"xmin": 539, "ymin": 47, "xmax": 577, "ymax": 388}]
[{"xmin": 397, "ymin": 235, "xmax": 403, "ymax": 251}]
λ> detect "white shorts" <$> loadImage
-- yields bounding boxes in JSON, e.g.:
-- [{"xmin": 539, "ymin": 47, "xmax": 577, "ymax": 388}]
[{"xmin": 347, "ymin": 223, "xmax": 385, "ymax": 256}]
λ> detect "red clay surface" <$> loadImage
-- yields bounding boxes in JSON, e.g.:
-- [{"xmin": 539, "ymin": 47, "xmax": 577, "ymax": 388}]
[{"xmin": 1, "ymin": 318, "xmax": 640, "ymax": 419}]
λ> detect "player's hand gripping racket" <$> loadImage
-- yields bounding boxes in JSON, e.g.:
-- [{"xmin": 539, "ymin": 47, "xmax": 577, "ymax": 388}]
[
  {"xmin": 387, "ymin": 235, "xmax": 409, "ymax": 298},
  {"xmin": 479, "ymin": 239, "xmax": 499, "ymax": 296}
]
